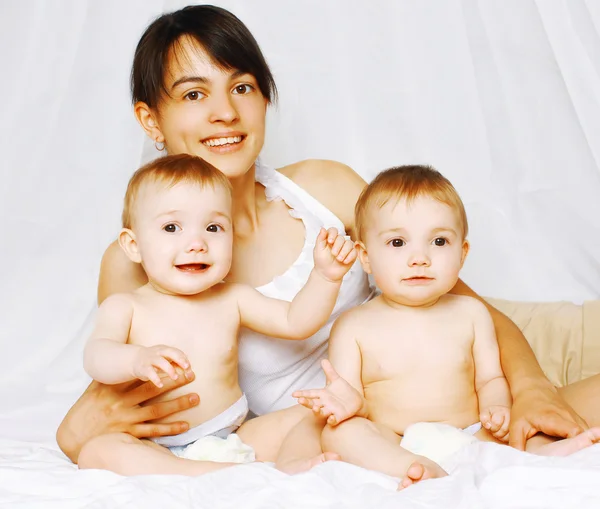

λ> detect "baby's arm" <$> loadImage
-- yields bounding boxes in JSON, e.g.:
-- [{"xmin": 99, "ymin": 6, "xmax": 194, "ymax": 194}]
[
  {"xmin": 236, "ymin": 228, "xmax": 357, "ymax": 340},
  {"xmin": 471, "ymin": 299, "xmax": 512, "ymax": 441},
  {"xmin": 294, "ymin": 313, "xmax": 367, "ymax": 425},
  {"xmin": 83, "ymin": 295, "xmax": 189, "ymax": 387}
]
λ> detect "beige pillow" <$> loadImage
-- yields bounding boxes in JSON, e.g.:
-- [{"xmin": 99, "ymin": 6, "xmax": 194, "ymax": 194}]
[{"xmin": 485, "ymin": 298, "xmax": 600, "ymax": 387}]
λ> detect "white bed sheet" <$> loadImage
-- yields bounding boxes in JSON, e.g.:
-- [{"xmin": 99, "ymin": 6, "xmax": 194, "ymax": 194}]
[
  {"xmin": 2, "ymin": 383, "xmax": 600, "ymax": 509},
  {"xmin": 1, "ymin": 0, "xmax": 600, "ymax": 507}
]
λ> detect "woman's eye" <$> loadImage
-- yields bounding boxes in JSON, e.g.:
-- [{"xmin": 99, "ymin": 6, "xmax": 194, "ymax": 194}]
[
  {"xmin": 433, "ymin": 237, "xmax": 447, "ymax": 246},
  {"xmin": 390, "ymin": 239, "xmax": 405, "ymax": 247},
  {"xmin": 232, "ymin": 84, "xmax": 253, "ymax": 95},
  {"xmin": 206, "ymin": 224, "xmax": 223, "ymax": 233},
  {"xmin": 184, "ymin": 91, "xmax": 205, "ymax": 101},
  {"xmin": 163, "ymin": 224, "xmax": 180, "ymax": 233}
]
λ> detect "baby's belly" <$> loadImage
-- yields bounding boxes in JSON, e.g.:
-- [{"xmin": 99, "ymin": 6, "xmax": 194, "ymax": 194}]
[
  {"xmin": 364, "ymin": 378, "xmax": 480, "ymax": 435},
  {"xmin": 145, "ymin": 376, "xmax": 243, "ymax": 429}
]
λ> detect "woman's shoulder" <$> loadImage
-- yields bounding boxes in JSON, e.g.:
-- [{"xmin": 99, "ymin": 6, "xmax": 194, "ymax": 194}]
[{"xmin": 277, "ymin": 159, "xmax": 367, "ymax": 237}]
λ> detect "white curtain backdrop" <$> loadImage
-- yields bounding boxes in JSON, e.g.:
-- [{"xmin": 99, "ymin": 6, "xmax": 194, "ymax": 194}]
[{"xmin": 0, "ymin": 0, "xmax": 599, "ymax": 387}]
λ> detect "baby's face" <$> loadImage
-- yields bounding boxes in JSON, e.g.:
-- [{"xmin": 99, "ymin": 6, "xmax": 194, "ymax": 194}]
[
  {"xmin": 132, "ymin": 181, "xmax": 233, "ymax": 295},
  {"xmin": 361, "ymin": 195, "xmax": 468, "ymax": 307}
]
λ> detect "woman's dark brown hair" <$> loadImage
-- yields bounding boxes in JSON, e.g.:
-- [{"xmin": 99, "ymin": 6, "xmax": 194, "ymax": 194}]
[{"xmin": 131, "ymin": 5, "xmax": 278, "ymax": 108}]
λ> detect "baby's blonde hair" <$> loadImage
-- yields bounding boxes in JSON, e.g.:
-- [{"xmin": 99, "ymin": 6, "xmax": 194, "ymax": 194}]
[
  {"xmin": 354, "ymin": 165, "xmax": 468, "ymax": 242},
  {"xmin": 122, "ymin": 154, "xmax": 232, "ymax": 229}
]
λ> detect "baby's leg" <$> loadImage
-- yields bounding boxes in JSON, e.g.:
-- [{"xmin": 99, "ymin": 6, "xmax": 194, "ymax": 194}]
[
  {"xmin": 236, "ymin": 404, "xmax": 311, "ymax": 462},
  {"xmin": 78, "ymin": 432, "xmax": 234, "ymax": 476},
  {"xmin": 275, "ymin": 413, "xmax": 340, "ymax": 474},
  {"xmin": 322, "ymin": 416, "xmax": 447, "ymax": 489}
]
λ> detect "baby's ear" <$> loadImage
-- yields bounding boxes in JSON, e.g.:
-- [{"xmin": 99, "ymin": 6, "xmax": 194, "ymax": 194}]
[
  {"xmin": 118, "ymin": 228, "xmax": 142, "ymax": 264},
  {"xmin": 356, "ymin": 241, "xmax": 372, "ymax": 274},
  {"xmin": 460, "ymin": 239, "xmax": 470, "ymax": 268}
]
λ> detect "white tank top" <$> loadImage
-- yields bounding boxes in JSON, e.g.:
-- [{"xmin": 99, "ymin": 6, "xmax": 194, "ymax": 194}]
[{"xmin": 238, "ymin": 160, "xmax": 375, "ymax": 415}]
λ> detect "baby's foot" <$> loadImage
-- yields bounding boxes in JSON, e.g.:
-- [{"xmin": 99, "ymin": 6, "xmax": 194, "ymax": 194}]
[
  {"xmin": 278, "ymin": 452, "xmax": 341, "ymax": 474},
  {"xmin": 535, "ymin": 427, "xmax": 600, "ymax": 457},
  {"xmin": 398, "ymin": 458, "xmax": 447, "ymax": 490}
]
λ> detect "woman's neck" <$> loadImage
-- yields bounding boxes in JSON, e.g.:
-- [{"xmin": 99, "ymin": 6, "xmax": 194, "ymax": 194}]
[{"xmin": 229, "ymin": 165, "xmax": 261, "ymax": 235}]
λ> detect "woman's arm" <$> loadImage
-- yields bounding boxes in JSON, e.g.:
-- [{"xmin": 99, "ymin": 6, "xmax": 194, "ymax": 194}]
[{"xmin": 450, "ymin": 279, "xmax": 587, "ymax": 449}]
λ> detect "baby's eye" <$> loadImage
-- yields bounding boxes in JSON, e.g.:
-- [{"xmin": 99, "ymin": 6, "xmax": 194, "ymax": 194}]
[
  {"xmin": 433, "ymin": 237, "xmax": 447, "ymax": 246},
  {"xmin": 232, "ymin": 84, "xmax": 254, "ymax": 95},
  {"xmin": 206, "ymin": 224, "xmax": 223, "ymax": 233},
  {"xmin": 390, "ymin": 239, "xmax": 405, "ymax": 247},
  {"xmin": 184, "ymin": 90, "xmax": 206, "ymax": 101},
  {"xmin": 163, "ymin": 224, "xmax": 181, "ymax": 233}
]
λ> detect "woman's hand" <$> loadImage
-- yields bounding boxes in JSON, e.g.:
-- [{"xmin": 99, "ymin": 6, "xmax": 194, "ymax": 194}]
[
  {"xmin": 56, "ymin": 369, "xmax": 199, "ymax": 463},
  {"xmin": 509, "ymin": 384, "xmax": 588, "ymax": 450}
]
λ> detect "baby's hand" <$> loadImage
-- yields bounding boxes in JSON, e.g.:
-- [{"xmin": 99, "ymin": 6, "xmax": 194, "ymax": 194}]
[
  {"xmin": 132, "ymin": 345, "xmax": 191, "ymax": 388},
  {"xmin": 313, "ymin": 227, "xmax": 357, "ymax": 283},
  {"xmin": 293, "ymin": 359, "xmax": 363, "ymax": 426},
  {"xmin": 480, "ymin": 405, "xmax": 511, "ymax": 442}
]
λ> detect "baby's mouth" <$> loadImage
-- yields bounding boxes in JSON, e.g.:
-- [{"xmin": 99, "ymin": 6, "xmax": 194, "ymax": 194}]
[{"xmin": 176, "ymin": 263, "xmax": 210, "ymax": 273}]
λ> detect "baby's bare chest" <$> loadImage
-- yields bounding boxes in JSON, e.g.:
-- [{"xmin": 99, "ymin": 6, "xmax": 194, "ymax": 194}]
[
  {"xmin": 360, "ymin": 315, "xmax": 475, "ymax": 382},
  {"xmin": 128, "ymin": 298, "xmax": 240, "ymax": 360}
]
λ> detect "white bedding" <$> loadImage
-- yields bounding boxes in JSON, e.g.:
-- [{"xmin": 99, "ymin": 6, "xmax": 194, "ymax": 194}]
[
  {"xmin": 2, "ymin": 385, "xmax": 600, "ymax": 509},
  {"xmin": 2, "ymin": 1, "xmax": 600, "ymax": 507}
]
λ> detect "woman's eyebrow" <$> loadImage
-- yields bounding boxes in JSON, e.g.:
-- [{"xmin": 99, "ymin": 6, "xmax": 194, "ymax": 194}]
[
  {"xmin": 171, "ymin": 70, "xmax": 252, "ymax": 90},
  {"xmin": 170, "ymin": 75, "xmax": 209, "ymax": 90}
]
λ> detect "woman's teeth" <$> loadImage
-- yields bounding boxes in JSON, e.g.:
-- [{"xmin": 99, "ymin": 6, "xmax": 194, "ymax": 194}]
[{"xmin": 203, "ymin": 136, "xmax": 242, "ymax": 147}]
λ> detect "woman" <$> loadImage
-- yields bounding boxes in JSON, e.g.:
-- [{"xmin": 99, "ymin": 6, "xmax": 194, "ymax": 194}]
[{"xmin": 57, "ymin": 4, "xmax": 600, "ymax": 467}]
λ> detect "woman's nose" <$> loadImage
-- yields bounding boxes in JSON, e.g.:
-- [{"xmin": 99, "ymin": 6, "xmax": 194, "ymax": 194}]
[{"xmin": 208, "ymin": 90, "xmax": 239, "ymax": 124}]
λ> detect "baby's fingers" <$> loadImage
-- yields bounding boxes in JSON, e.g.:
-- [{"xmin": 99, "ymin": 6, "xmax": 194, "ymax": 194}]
[
  {"xmin": 295, "ymin": 396, "xmax": 316, "ymax": 411},
  {"xmin": 493, "ymin": 416, "xmax": 510, "ymax": 442},
  {"xmin": 480, "ymin": 409, "xmax": 493, "ymax": 430},
  {"xmin": 140, "ymin": 366, "xmax": 164, "ymax": 388},
  {"xmin": 489, "ymin": 411, "xmax": 506, "ymax": 433},
  {"xmin": 151, "ymin": 356, "xmax": 180, "ymax": 381},
  {"xmin": 326, "ymin": 227, "xmax": 339, "ymax": 245},
  {"xmin": 336, "ymin": 239, "xmax": 356, "ymax": 264},
  {"xmin": 330, "ymin": 235, "xmax": 346, "ymax": 257},
  {"xmin": 316, "ymin": 227, "xmax": 328, "ymax": 250},
  {"xmin": 293, "ymin": 389, "xmax": 324, "ymax": 400},
  {"xmin": 342, "ymin": 244, "xmax": 358, "ymax": 265},
  {"xmin": 159, "ymin": 348, "xmax": 190, "ymax": 373}
]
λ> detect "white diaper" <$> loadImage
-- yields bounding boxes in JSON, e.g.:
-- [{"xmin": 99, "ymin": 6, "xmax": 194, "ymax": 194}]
[
  {"xmin": 152, "ymin": 394, "xmax": 249, "ymax": 447},
  {"xmin": 401, "ymin": 422, "xmax": 480, "ymax": 470},
  {"xmin": 151, "ymin": 394, "xmax": 254, "ymax": 463},
  {"xmin": 175, "ymin": 433, "xmax": 255, "ymax": 463}
]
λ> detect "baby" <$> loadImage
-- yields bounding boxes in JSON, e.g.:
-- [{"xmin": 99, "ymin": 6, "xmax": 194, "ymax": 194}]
[
  {"xmin": 78, "ymin": 154, "xmax": 357, "ymax": 476},
  {"xmin": 294, "ymin": 165, "xmax": 600, "ymax": 488}
]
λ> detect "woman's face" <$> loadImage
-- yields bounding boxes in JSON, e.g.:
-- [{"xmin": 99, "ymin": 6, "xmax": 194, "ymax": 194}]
[{"xmin": 149, "ymin": 37, "xmax": 268, "ymax": 179}]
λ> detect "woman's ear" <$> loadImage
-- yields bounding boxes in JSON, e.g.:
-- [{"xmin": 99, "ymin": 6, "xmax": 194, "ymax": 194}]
[
  {"xmin": 118, "ymin": 228, "xmax": 142, "ymax": 264},
  {"xmin": 356, "ymin": 241, "xmax": 372, "ymax": 274},
  {"xmin": 460, "ymin": 239, "xmax": 470, "ymax": 268},
  {"xmin": 133, "ymin": 101, "xmax": 164, "ymax": 146}
]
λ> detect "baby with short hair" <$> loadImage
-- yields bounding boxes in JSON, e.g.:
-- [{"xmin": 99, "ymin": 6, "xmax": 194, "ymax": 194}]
[
  {"xmin": 294, "ymin": 165, "xmax": 600, "ymax": 488},
  {"xmin": 78, "ymin": 154, "xmax": 357, "ymax": 475}
]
